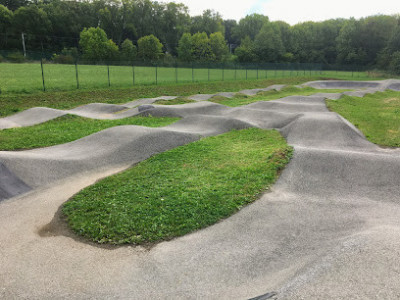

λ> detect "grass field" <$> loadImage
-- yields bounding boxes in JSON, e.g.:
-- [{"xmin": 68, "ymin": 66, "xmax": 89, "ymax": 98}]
[
  {"xmin": 62, "ymin": 128, "xmax": 293, "ymax": 245},
  {"xmin": 327, "ymin": 90, "xmax": 400, "ymax": 147},
  {"xmin": 0, "ymin": 115, "xmax": 179, "ymax": 150},
  {"xmin": 0, "ymin": 62, "xmax": 371, "ymax": 94}
]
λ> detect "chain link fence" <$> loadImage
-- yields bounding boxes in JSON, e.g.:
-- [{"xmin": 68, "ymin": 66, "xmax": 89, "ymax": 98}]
[{"xmin": 0, "ymin": 50, "xmax": 371, "ymax": 93}]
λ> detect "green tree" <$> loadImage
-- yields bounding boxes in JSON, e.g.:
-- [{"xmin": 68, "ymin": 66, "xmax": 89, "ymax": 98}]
[
  {"xmin": 0, "ymin": 5, "xmax": 13, "ymax": 48},
  {"xmin": 0, "ymin": 4, "xmax": 12, "ymax": 30},
  {"xmin": 98, "ymin": 0, "xmax": 137, "ymax": 46},
  {"xmin": 336, "ymin": 19, "xmax": 360, "ymax": 64},
  {"xmin": 13, "ymin": 6, "xmax": 52, "ymax": 36},
  {"xmin": 233, "ymin": 14, "xmax": 269, "ymax": 41},
  {"xmin": 191, "ymin": 32, "xmax": 214, "ymax": 61},
  {"xmin": 223, "ymin": 19, "xmax": 238, "ymax": 45},
  {"xmin": 42, "ymin": 0, "xmax": 99, "ymax": 51},
  {"xmin": 254, "ymin": 22, "xmax": 285, "ymax": 62},
  {"xmin": 159, "ymin": 2, "xmax": 190, "ymax": 54},
  {"xmin": 209, "ymin": 31, "xmax": 229, "ymax": 61},
  {"xmin": 360, "ymin": 15, "xmax": 397, "ymax": 64},
  {"xmin": 387, "ymin": 23, "xmax": 400, "ymax": 52},
  {"xmin": 337, "ymin": 16, "xmax": 397, "ymax": 65},
  {"xmin": 274, "ymin": 21, "xmax": 291, "ymax": 49},
  {"xmin": 137, "ymin": 34, "xmax": 163, "ymax": 61},
  {"xmin": 120, "ymin": 38, "xmax": 137, "ymax": 62},
  {"xmin": 0, "ymin": 0, "xmax": 27, "ymax": 11},
  {"xmin": 190, "ymin": 9, "xmax": 224, "ymax": 36},
  {"xmin": 389, "ymin": 51, "xmax": 400, "ymax": 74},
  {"xmin": 378, "ymin": 21, "xmax": 400, "ymax": 69},
  {"xmin": 289, "ymin": 22, "xmax": 326, "ymax": 63},
  {"xmin": 234, "ymin": 36, "xmax": 257, "ymax": 62},
  {"xmin": 79, "ymin": 27, "xmax": 119, "ymax": 61},
  {"xmin": 177, "ymin": 32, "xmax": 193, "ymax": 62}
]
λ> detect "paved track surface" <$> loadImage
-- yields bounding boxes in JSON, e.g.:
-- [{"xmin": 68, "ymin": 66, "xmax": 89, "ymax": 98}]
[{"xmin": 1, "ymin": 80, "xmax": 400, "ymax": 299}]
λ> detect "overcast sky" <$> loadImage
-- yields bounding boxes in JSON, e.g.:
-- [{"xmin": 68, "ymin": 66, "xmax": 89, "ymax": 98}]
[{"xmin": 173, "ymin": 0, "xmax": 399, "ymax": 24}]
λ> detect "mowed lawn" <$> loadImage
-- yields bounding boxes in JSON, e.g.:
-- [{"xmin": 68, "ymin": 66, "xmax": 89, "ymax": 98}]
[
  {"xmin": 0, "ymin": 115, "xmax": 180, "ymax": 151},
  {"xmin": 327, "ymin": 90, "xmax": 400, "ymax": 147},
  {"xmin": 0, "ymin": 62, "xmax": 369, "ymax": 93},
  {"xmin": 63, "ymin": 128, "xmax": 293, "ymax": 245}
]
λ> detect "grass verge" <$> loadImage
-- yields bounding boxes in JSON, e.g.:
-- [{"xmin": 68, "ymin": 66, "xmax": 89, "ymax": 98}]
[
  {"xmin": 210, "ymin": 86, "xmax": 350, "ymax": 107},
  {"xmin": 0, "ymin": 115, "xmax": 179, "ymax": 150},
  {"xmin": 62, "ymin": 128, "xmax": 293, "ymax": 245},
  {"xmin": 0, "ymin": 76, "xmax": 353, "ymax": 117},
  {"xmin": 327, "ymin": 90, "xmax": 400, "ymax": 147}
]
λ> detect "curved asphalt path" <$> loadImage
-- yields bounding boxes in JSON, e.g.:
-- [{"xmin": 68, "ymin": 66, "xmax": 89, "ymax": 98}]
[{"xmin": 0, "ymin": 80, "xmax": 400, "ymax": 299}]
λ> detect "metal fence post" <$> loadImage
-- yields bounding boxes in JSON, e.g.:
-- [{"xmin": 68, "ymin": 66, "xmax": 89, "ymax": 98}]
[
  {"xmin": 246, "ymin": 65, "xmax": 248, "ymax": 80},
  {"xmin": 192, "ymin": 62, "xmax": 194, "ymax": 83},
  {"xmin": 40, "ymin": 42, "xmax": 46, "ymax": 91},
  {"xmin": 234, "ymin": 63, "xmax": 237, "ymax": 80},
  {"xmin": 175, "ymin": 62, "xmax": 178, "ymax": 83},
  {"xmin": 155, "ymin": 64, "xmax": 158, "ymax": 85},
  {"xmin": 132, "ymin": 64, "xmax": 135, "ymax": 85},
  {"xmin": 208, "ymin": 63, "xmax": 210, "ymax": 81},
  {"xmin": 107, "ymin": 64, "xmax": 111, "ymax": 87},
  {"xmin": 75, "ymin": 60, "xmax": 79, "ymax": 89},
  {"xmin": 222, "ymin": 63, "xmax": 224, "ymax": 81},
  {"xmin": 40, "ymin": 56, "xmax": 46, "ymax": 92},
  {"xmin": 257, "ymin": 64, "xmax": 259, "ymax": 80}
]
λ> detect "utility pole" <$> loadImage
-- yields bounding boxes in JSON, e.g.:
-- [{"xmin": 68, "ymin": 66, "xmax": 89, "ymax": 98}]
[{"xmin": 21, "ymin": 32, "xmax": 26, "ymax": 57}]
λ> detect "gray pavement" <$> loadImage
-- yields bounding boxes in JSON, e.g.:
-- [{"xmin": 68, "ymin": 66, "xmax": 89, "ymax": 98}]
[{"xmin": 0, "ymin": 79, "xmax": 400, "ymax": 299}]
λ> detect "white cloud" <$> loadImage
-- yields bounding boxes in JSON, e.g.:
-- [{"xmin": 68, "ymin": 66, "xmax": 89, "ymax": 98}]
[
  {"xmin": 166, "ymin": 0, "xmax": 255, "ymax": 20},
  {"xmin": 164, "ymin": 0, "xmax": 399, "ymax": 24},
  {"xmin": 260, "ymin": 0, "xmax": 400, "ymax": 24}
]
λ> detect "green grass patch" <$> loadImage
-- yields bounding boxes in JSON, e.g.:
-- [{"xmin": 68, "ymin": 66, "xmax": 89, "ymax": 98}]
[
  {"xmin": 327, "ymin": 90, "xmax": 400, "ymax": 147},
  {"xmin": 0, "ymin": 115, "xmax": 179, "ymax": 150},
  {"xmin": 62, "ymin": 128, "xmax": 293, "ymax": 245},
  {"xmin": 210, "ymin": 86, "xmax": 351, "ymax": 107},
  {"xmin": 153, "ymin": 97, "xmax": 196, "ymax": 105}
]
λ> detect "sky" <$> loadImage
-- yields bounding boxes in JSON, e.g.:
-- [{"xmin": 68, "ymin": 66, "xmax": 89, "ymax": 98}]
[{"xmin": 173, "ymin": 0, "xmax": 400, "ymax": 24}]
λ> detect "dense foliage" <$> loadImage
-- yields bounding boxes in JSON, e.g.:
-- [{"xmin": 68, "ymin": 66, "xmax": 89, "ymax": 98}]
[{"xmin": 0, "ymin": 0, "xmax": 399, "ymax": 71}]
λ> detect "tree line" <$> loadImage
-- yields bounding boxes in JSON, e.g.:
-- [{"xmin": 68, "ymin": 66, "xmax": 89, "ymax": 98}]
[{"xmin": 0, "ymin": 0, "xmax": 399, "ymax": 72}]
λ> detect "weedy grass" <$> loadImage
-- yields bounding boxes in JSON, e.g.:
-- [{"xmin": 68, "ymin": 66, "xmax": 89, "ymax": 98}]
[
  {"xmin": 0, "ymin": 115, "xmax": 179, "ymax": 150},
  {"xmin": 327, "ymin": 90, "xmax": 400, "ymax": 147},
  {"xmin": 62, "ymin": 128, "xmax": 293, "ymax": 245},
  {"xmin": 153, "ymin": 97, "xmax": 196, "ymax": 105}
]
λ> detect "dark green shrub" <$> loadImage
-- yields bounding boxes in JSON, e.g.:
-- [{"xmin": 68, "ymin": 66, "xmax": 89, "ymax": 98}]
[
  {"xmin": 389, "ymin": 51, "xmax": 400, "ymax": 75},
  {"xmin": 52, "ymin": 47, "xmax": 79, "ymax": 64},
  {"xmin": 52, "ymin": 54, "xmax": 75, "ymax": 64},
  {"xmin": 7, "ymin": 52, "xmax": 26, "ymax": 63}
]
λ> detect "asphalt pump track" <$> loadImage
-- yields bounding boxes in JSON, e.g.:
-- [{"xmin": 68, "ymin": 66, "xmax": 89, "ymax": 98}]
[{"xmin": 1, "ymin": 80, "xmax": 400, "ymax": 299}]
